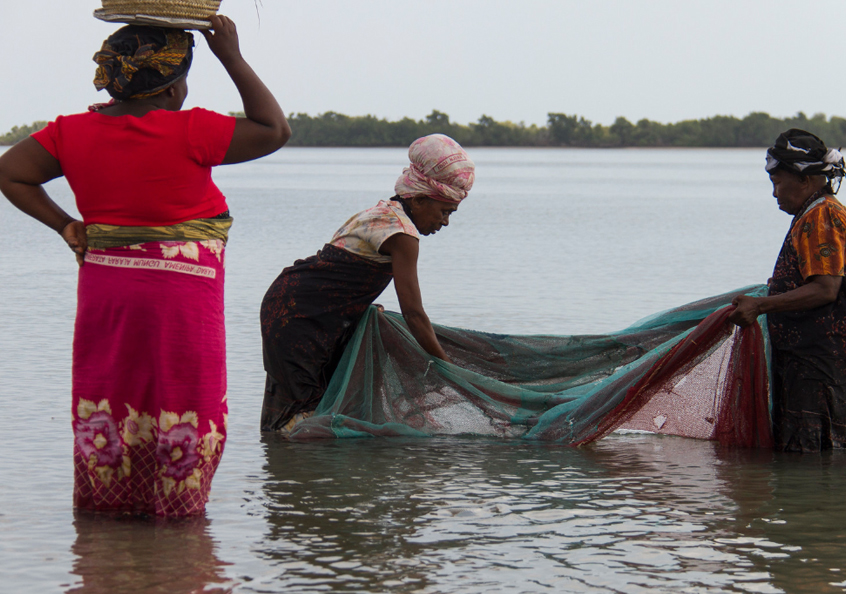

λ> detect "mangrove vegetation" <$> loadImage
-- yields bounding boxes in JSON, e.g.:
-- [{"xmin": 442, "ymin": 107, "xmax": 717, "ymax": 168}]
[
  {"xmin": 4, "ymin": 111, "xmax": 846, "ymax": 148},
  {"xmin": 0, "ymin": 122, "xmax": 49, "ymax": 146}
]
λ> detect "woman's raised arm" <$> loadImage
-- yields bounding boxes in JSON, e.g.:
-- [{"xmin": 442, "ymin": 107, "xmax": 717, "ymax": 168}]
[
  {"xmin": 380, "ymin": 233, "xmax": 451, "ymax": 362},
  {"xmin": 202, "ymin": 15, "xmax": 292, "ymax": 164}
]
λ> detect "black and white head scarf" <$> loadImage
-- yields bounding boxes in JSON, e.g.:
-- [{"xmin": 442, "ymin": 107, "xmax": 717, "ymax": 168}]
[{"xmin": 766, "ymin": 129, "xmax": 845, "ymax": 189}]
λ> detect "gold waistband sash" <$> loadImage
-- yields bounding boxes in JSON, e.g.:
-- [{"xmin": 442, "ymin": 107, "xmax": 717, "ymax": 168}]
[{"xmin": 86, "ymin": 217, "xmax": 233, "ymax": 249}]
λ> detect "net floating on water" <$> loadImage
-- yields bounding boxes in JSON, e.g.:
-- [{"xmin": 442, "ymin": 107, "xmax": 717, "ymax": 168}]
[
  {"xmin": 288, "ymin": 285, "xmax": 773, "ymax": 448},
  {"xmin": 94, "ymin": 0, "xmax": 221, "ymax": 29}
]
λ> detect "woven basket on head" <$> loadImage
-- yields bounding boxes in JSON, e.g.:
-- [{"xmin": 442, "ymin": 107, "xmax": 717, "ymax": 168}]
[{"xmin": 94, "ymin": 0, "xmax": 222, "ymax": 29}]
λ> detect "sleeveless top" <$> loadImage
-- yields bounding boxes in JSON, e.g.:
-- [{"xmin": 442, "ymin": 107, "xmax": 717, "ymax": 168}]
[{"xmin": 330, "ymin": 199, "xmax": 420, "ymax": 264}]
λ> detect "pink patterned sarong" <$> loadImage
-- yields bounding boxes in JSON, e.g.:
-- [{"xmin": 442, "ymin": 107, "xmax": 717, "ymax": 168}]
[{"xmin": 72, "ymin": 240, "xmax": 227, "ymax": 516}]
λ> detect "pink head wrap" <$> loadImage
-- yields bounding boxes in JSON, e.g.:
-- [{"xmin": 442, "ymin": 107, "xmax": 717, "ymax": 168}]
[{"xmin": 394, "ymin": 134, "xmax": 475, "ymax": 204}]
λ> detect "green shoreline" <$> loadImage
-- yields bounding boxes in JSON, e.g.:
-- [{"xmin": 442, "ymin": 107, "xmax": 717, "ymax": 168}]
[{"xmin": 4, "ymin": 110, "xmax": 845, "ymax": 148}]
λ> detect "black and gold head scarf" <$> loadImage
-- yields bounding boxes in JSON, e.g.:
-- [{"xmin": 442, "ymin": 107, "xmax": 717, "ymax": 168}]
[
  {"xmin": 93, "ymin": 25, "xmax": 194, "ymax": 100},
  {"xmin": 766, "ymin": 128, "xmax": 845, "ymax": 184}
]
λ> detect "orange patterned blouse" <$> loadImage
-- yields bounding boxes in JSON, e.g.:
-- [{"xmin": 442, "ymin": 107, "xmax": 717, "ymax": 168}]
[{"xmin": 790, "ymin": 195, "xmax": 846, "ymax": 280}]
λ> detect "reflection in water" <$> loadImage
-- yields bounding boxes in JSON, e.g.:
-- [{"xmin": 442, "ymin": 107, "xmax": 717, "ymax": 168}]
[
  {"xmin": 715, "ymin": 449, "xmax": 846, "ymax": 594},
  {"xmin": 256, "ymin": 433, "xmax": 846, "ymax": 593},
  {"xmin": 58, "ymin": 430, "xmax": 846, "ymax": 593},
  {"xmin": 258, "ymin": 433, "xmax": 438, "ymax": 591},
  {"xmin": 67, "ymin": 512, "xmax": 232, "ymax": 594}
]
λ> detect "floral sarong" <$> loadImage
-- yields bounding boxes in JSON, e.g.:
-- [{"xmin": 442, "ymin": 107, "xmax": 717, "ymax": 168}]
[{"xmin": 73, "ymin": 239, "xmax": 227, "ymax": 516}]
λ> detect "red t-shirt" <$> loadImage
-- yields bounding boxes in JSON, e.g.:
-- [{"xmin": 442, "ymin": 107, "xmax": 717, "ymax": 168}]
[{"xmin": 32, "ymin": 108, "xmax": 236, "ymax": 226}]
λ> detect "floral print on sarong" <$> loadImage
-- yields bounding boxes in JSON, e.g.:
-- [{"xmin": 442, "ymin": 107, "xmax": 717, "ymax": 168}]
[
  {"xmin": 73, "ymin": 398, "xmax": 227, "ymax": 515},
  {"xmin": 74, "ymin": 239, "xmax": 227, "ymax": 516}
]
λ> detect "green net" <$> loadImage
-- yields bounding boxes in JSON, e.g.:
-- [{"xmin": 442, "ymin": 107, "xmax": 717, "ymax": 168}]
[{"xmin": 289, "ymin": 285, "xmax": 772, "ymax": 446}]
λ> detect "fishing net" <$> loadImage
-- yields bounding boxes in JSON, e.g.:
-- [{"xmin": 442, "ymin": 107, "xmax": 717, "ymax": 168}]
[{"xmin": 289, "ymin": 285, "xmax": 773, "ymax": 448}]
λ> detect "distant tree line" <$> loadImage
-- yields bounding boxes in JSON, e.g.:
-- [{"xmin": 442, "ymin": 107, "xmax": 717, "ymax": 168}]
[
  {"xmin": 235, "ymin": 110, "xmax": 846, "ymax": 148},
  {"xmin": 5, "ymin": 111, "xmax": 846, "ymax": 148},
  {"xmin": 0, "ymin": 122, "xmax": 49, "ymax": 146}
]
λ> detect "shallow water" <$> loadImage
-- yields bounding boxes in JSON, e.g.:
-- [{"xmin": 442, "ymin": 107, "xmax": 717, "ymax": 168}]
[{"xmin": 1, "ymin": 146, "xmax": 844, "ymax": 593}]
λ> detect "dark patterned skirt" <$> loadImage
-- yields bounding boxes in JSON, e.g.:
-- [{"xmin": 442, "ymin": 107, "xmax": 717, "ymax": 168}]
[
  {"xmin": 771, "ymin": 349, "xmax": 846, "ymax": 452},
  {"xmin": 260, "ymin": 244, "xmax": 393, "ymax": 431}
]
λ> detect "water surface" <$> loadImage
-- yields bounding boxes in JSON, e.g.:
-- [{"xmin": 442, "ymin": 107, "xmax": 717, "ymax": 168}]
[{"xmin": 1, "ymin": 147, "xmax": 843, "ymax": 593}]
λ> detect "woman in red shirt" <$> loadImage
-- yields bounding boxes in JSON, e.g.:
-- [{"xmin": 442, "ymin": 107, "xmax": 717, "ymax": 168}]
[{"xmin": 0, "ymin": 16, "xmax": 291, "ymax": 516}]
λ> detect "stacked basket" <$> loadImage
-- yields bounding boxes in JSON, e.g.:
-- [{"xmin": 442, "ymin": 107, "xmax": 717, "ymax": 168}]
[{"xmin": 94, "ymin": 0, "xmax": 222, "ymax": 29}]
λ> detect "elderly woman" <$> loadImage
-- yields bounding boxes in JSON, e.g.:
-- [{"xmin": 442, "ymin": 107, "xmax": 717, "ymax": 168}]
[
  {"xmin": 730, "ymin": 129, "xmax": 846, "ymax": 452},
  {"xmin": 261, "ymin": 134, "xmax": 474, "ymax": 433},
  {"xmin": 0, "ymin": 17, "xmax": 290, "ymax": 515}
]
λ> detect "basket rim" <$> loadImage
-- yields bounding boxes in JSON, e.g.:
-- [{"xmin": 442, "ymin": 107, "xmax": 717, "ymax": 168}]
[
  {"xmin": 94, "ymin": 8, "xmax": 211, "ymax": 29},
  {"xmin": 99, "ymin": 0, "xmax": 221, "ymax": 7},
  {"xmin": 93, "ymin": 8, "xmax": 214, "ymax": 29}
]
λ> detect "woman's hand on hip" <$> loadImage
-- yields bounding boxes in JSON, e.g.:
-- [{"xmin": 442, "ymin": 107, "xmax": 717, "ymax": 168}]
[
  {"xmin": 60, "ymin": 220, "xmax": 87, "ymax": 267},
  {"xmin": 0, "ymin": 138, "xmax": 81, "ymax": 246}
]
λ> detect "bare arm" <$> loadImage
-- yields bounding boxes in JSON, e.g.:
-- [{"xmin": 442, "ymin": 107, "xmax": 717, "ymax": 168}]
[
  {"xmin": 380, "ymin": 233, "xmax": 451, "ymax": 362},
  {"xmin": 0, "ymin": 137, "xmax": 86, "ymax": 264},
  {"xmin": 202, "ymin": 15, "xmax": 292, "ymax": 165},
  {"xmin": 728, "ymin": 275, "xmax": 843, "ymax": 327}
]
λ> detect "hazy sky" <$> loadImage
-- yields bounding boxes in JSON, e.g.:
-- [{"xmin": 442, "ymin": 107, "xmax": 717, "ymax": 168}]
[{"xmin": 2, "ymin": 1, "xmax": 845, "ymax": 133}]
